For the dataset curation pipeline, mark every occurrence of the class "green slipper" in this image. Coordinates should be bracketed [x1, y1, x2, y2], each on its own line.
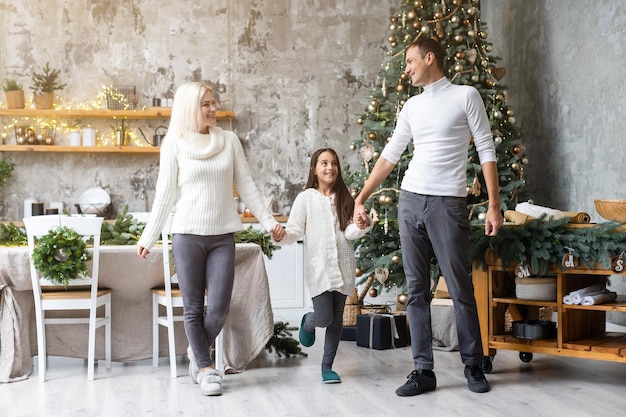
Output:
[322, 370, 341, 384]
[299, 313, 315, 347]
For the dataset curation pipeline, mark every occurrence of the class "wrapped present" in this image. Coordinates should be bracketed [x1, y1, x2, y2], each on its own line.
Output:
[356, 314, 407, 350]
[341, 325, 357, 341]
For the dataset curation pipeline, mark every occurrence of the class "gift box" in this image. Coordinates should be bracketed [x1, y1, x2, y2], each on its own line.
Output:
[356, 314, 407, 350]
[341, 325, 357, 341]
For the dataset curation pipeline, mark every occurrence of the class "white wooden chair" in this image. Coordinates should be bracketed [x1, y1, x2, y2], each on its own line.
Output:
[152, 213, 223, 377]
[24, 215, 111, 382]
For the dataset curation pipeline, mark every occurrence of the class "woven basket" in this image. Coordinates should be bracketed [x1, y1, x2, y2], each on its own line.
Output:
[342, 303, 361, 326]
[360, 304, 390, 315]
[515, 277, 557, 301]
[594, 199, 626, 222]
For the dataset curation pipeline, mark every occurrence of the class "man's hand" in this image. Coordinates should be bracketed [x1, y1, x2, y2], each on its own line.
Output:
[484, 207, 504, 236]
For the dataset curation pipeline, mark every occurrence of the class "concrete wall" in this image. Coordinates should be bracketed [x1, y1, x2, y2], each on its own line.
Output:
[482, 0, 626, 324]
[482, 0, 626, 221]
[0, 0, 392, 219]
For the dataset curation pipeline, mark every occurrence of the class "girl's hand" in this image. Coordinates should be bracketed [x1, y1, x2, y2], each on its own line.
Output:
[269, 223, 285, 242]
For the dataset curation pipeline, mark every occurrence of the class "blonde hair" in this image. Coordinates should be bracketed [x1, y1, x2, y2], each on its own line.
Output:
[167, 82, 214, 139]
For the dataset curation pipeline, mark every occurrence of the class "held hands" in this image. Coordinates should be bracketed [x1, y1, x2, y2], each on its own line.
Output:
[269, 223, 286, 242]
[353, 203, 371, 230]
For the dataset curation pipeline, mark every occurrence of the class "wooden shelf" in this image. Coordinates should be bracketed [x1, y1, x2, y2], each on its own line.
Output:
[0, 144, 159, 154]
[0, 108, 235, 120]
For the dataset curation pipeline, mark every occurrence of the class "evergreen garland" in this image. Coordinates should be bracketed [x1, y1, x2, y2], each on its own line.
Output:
[470, 216, 626, 275]
[265, 321, 307, 358]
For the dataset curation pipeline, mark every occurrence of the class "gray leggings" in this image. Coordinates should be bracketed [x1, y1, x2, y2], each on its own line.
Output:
[303, 290, 347, 372]
[172, 233, 235, 368]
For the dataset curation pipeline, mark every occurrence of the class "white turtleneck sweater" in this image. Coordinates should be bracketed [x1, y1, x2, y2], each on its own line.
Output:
[138, 126, 276, 250]
[381, 76, 496, 197]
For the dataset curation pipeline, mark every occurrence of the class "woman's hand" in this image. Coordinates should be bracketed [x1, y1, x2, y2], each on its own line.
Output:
[137, 245, 150, 259]
[269, 223, 285, 242]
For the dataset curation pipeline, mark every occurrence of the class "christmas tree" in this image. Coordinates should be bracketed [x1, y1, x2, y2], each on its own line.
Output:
[349, 0, 527, 293]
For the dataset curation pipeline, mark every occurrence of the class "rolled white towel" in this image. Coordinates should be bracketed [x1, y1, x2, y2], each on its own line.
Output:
[581, 290, 617, 306]
[562, 294, 574, 305]
[515, 202, 564, 220]
[570, 283, 606, 304]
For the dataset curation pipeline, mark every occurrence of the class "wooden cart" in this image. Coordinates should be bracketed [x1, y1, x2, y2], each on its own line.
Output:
[473, 259, 626, 372]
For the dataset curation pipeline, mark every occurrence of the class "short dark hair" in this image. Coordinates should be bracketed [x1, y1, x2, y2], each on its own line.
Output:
[409, 37, 444, 71]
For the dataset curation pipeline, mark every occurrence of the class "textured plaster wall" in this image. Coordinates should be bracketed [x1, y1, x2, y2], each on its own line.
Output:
[482, 0, 626, 221]
[482, 0, 626, 324]
[0, 0, 392, 219]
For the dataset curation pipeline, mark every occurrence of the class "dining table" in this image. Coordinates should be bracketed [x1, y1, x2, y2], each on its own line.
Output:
[0, 243, 275, 383]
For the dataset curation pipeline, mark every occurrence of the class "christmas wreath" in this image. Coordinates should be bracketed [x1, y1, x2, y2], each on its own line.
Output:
[32, 226, 91, 287]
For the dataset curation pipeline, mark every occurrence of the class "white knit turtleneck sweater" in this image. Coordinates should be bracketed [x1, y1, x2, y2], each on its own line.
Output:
[138, 126, 276, 250]
[381, 76, 496, 197]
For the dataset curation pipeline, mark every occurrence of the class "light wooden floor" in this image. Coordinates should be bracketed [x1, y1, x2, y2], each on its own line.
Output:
[2, 328, 625, 417]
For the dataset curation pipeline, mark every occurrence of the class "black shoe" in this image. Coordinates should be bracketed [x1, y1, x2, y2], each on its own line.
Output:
[395, 370, 437, 397]
[464, 365, 490, 393]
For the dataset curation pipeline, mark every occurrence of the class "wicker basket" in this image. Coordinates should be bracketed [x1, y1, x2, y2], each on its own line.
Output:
[515, 277, 557, 301]
[594, 199, 626, 222]
[360, 304, 390, 315]
[342, 303, 361, 326]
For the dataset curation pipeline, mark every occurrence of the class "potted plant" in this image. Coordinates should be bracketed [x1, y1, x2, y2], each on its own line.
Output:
[2, 79, 25, 109]
[30, 63, 66, 109]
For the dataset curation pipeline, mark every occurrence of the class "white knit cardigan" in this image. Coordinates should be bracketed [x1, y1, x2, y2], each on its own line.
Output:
[277, 189, 373, 298]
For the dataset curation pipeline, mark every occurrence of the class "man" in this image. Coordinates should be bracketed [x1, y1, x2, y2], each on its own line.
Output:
[353, 37, 503, 396]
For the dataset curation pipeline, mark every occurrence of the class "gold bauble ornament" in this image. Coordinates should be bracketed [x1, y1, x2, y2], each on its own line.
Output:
[368, 288, 378, 298]
[453, 63, 464, 72]
[396, 293, 409, 309]
[413, 21, 421, 30]
[407, 10, 416, 20]
[384, 195, 393, 204]
[451, 15, 460, 24]
[396, 84, 405, 92]
[434, 11, 443, 19]
[391, 255, 401, 264]
[414, 1, 422, 7]
[379, 195, 387, 205]
[356, 267, 362, 277]
[391, 42, 398, 49]
[351, 189, 358, 198]
[507, 109, 515, 117]
[389, 24, 396, 31]
[485, 44, 493, 52]
[391, 16, 397, 23]
[454, 34, 463, 43]
[420, 25, 430, 34]
[357, 117, 363, 124]
[400, 72, 408, 80]
[404, 34, 413, 43]
[467, 30, 476, 38]
[455, 51, 465, 60]
[508, 116, 516, 124]
[452, 0, 462, 6]
[388, 35, 397, 44]
[368, 132, 377, 140]
[471, 74, 480, 82]
[480, 31, 488, 39]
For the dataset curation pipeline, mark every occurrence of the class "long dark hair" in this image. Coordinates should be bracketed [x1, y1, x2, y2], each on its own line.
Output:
[305, 148, 354, 231]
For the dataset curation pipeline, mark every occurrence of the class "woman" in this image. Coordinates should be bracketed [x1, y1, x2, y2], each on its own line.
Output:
[137, 82, 284, 396]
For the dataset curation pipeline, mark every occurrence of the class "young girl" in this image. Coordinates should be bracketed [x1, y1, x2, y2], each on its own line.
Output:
[275, 148, 372, 383]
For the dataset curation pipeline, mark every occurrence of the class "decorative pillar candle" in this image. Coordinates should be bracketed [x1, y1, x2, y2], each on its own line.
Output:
[69, 131, 81, 146]
[45, 208, 59, 215]
[82, 127, 96, 146]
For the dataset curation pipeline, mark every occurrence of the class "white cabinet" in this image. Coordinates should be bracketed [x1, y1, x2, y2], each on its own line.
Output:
[246, 220, 309, 323]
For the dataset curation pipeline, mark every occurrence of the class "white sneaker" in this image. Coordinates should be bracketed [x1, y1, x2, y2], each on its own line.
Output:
[198, 369, 223, 396]
[187, 346, 199, 384]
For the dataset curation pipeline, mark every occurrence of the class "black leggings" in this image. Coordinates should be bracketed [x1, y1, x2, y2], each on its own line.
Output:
[303, 290, 347, 372]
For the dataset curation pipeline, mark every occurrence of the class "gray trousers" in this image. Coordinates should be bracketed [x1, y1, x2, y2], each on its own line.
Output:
[398, 191, 483, 370]
[304, 290, 347, 372]
[172, 233, 235, 368]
